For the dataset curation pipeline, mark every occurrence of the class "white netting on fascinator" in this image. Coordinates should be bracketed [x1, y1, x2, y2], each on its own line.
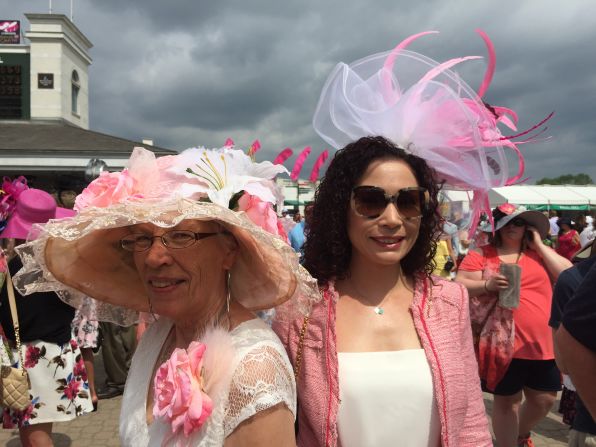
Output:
[313, 30, 551, 233]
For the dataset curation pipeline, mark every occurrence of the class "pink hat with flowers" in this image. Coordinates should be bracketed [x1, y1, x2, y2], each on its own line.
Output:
[12, 144, 319, 326]
[0, 188, 75, 240]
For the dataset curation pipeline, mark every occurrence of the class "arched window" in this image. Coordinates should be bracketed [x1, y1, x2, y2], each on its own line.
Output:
[71, 70, 80, 114]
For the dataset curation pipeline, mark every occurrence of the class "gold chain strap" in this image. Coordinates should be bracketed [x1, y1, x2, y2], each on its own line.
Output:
[5, 268, 27, 375]
[293, 315, 310, 382]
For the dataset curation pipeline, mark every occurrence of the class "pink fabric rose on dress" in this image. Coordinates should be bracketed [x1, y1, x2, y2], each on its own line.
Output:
[237, 192, 287, 241]
[74, 170, 137, 211]
[153, 341, 213, 438]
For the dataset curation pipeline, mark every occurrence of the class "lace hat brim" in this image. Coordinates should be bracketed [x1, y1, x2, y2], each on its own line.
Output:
[13, 198, 318, 326]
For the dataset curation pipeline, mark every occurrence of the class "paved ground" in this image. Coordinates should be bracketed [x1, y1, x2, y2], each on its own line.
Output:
[0, 394, 572, 446]
[0, 350, 573, 445]
[484, 393, 571, 447]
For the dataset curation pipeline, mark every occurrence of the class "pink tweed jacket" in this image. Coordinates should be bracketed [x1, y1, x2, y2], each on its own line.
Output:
[273, 274, 492, 447]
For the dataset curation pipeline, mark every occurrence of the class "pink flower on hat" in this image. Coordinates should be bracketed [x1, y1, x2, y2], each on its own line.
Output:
[497, 203, 517, 215]
[153, 342, 213, 438]
[74, 170, 137, 211]
[237, 192, 288, 241]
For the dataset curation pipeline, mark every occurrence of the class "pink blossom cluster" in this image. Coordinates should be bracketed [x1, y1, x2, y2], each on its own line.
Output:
[153, 341, 213, 438]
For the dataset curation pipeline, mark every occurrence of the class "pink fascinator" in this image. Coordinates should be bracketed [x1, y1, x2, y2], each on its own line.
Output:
[313, 30, 551, 234]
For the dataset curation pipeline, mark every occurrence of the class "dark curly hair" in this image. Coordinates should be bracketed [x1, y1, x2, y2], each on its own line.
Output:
[303, 136, 442, 286]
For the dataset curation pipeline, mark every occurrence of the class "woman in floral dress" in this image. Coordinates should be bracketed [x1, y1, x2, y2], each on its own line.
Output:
[0, 188, 93, 447]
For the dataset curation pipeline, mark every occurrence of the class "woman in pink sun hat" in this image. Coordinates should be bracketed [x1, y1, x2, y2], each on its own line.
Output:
[0, 186, 93, 447]
[0, 188, 75, 240]
[11, 146, 320, 446]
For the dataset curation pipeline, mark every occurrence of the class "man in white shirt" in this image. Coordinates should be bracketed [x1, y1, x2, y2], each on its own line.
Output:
[549, 210, 560, 237]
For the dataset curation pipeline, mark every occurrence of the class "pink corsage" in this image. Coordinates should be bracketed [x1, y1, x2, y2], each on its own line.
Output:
[153, 342, 213, 439]
[497, 203, 517, 215]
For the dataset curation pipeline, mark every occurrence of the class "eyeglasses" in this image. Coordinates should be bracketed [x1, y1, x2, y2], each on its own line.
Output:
[120, 230, 219, 252]
[351, 186, 429, 219]
[506, 218, 527, 227]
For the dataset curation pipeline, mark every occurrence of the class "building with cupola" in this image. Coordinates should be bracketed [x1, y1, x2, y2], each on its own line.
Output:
[0, 13, 175, 197]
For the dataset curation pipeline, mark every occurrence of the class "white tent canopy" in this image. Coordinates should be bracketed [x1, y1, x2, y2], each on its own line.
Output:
[490, 185, 596, 210]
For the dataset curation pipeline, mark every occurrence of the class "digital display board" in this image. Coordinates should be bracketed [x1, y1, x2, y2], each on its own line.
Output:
[0, 20, 20, 44]
[0, 65, 23, 118]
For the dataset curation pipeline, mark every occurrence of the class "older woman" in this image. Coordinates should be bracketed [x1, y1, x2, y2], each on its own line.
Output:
[456, 204, 572, 447]
[14, 146, 319, 446]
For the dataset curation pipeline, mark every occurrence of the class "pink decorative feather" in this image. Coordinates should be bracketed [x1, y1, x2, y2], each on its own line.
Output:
[382, 31, 439, 102]
[200, 326, 236, 399]
[475, 29, 496, 99]
[500, 111, 555, 142]
[290, 146, 311, 181]
[247, 139, 261, 157]
[273, 148, 293, 165]
[309, 150, 329, 182]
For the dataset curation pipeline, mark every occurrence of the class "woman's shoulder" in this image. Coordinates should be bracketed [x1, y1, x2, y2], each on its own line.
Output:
[224, 319, 297, 435]
[230, 318, 288, 355]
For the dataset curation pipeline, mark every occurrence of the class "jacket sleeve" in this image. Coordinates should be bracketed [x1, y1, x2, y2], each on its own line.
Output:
[456, 283, 493, 446]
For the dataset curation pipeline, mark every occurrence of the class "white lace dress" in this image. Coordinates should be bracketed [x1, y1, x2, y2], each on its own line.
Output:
[120, 317, 296, 446]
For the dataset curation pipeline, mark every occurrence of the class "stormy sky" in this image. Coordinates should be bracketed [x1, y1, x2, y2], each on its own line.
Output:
[3, 0, 596, 183]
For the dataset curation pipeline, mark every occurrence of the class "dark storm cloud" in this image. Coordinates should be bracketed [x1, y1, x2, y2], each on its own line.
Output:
[2, 0, 596, 181]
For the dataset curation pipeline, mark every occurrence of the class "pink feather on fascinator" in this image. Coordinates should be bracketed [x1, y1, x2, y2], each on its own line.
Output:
[309, 150, 329, 182]
[290, 146, 312, 181]
[247, 139, 261, 157]
[273, 148, 294, 165]
[313, 30, 552, 235]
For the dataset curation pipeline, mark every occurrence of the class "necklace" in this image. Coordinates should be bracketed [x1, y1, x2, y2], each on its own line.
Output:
[349, 281, 394, 316]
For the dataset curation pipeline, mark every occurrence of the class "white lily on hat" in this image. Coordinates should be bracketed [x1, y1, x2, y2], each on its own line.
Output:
[169, 147, 288, 209]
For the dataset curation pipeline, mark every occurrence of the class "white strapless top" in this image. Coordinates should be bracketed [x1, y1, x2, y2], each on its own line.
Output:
[337, 349, 441, 447]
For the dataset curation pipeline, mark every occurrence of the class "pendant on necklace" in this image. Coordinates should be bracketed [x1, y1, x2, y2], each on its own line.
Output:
[374, 306, 384, 315]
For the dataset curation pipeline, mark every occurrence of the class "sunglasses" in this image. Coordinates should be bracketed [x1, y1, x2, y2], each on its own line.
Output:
[351, 186, 429, 219]
[506, 218, 527, 227]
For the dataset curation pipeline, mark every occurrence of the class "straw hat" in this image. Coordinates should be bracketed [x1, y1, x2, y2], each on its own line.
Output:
[13, 146, 319, 325]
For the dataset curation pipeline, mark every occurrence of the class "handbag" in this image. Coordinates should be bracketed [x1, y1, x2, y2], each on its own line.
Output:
[0, 267, 32, 411]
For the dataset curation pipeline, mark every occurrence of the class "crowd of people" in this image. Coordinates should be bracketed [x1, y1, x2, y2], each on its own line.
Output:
[1, 29, 595, 447]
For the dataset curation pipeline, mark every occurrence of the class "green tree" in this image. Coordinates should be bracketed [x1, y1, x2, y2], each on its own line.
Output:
[536, 173, 593, 185]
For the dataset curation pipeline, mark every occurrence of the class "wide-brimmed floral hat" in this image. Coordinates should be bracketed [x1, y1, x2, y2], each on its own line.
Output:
[480, 203, 550, 239]
[13, 145, 319, 325]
